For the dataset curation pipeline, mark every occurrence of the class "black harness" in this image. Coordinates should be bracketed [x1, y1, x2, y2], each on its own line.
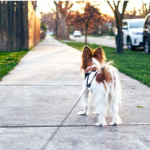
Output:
[85, 70, 96, 87]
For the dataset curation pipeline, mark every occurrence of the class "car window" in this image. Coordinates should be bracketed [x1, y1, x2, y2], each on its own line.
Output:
[129, 20, 144, 28]
[122, 22, 127, 27]
[122, 21, 128, 29]
[122, 22, 127, 26]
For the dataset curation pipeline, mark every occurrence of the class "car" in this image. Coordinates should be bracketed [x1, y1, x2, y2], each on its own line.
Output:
[73, 30, 81, 37]
[115, 18, 145, 50]
[143, 13, 150, 53]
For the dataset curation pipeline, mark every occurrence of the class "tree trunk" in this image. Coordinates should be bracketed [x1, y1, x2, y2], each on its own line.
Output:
[85, 24, 88, 45]
[107, 1, 128, 54]
[57, 13, 70, 40]
[116, 19, 123, 54]
[54, 1, 58, 36]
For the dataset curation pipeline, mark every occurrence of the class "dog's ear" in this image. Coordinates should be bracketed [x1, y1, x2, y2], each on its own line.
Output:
[94, 46, 106, 63]
[81, 45, 93, 71]
[82, 45, 92, 54]
[94, 46, 103, 54]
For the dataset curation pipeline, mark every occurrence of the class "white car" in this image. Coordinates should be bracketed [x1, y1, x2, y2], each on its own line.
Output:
[115, 18, 145, 50]
[73, 30, 81, 37]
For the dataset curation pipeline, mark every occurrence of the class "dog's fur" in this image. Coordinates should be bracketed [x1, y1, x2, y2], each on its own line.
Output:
[78, 46, 122, 126]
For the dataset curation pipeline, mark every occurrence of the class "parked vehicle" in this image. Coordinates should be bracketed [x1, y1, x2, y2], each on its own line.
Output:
[73, 30, 82, 37]
[115, 18, 145, 50]
[143, 13, 150, 53]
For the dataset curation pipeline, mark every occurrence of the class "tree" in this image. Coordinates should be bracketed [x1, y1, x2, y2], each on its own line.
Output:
[124, 6, 137, 19]
[41, 12, 56, 32]
[41, 23, 47, 31]
[54, 1, 73, 40]
[138, 2, 150, 18]
[107, 1, 128, 54]
[67, 2, 104, 44]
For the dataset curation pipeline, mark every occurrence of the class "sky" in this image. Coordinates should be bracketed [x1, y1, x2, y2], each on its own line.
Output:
[36, 0, 149, 18]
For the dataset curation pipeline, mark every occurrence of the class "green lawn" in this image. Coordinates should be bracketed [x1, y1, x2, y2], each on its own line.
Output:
[0, 50, 28, 80]
[50, 35, 56, 38]
[62, 41, 150, 87]
[87, 35, 102, 37]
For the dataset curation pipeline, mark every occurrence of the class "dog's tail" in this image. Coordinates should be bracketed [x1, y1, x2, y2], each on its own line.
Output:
[104, 61, 122, 106]
[96, 61, 113, 89]
[96, 61, 122, 105]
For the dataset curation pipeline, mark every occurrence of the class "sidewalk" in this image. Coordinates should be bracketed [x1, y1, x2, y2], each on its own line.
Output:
[0, 36, 150, 150]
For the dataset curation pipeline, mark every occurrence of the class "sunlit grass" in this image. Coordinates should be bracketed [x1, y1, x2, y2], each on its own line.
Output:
[50, 35, 56, 38]
[62, 41, 150, 87]
[0, 50, 28, 80]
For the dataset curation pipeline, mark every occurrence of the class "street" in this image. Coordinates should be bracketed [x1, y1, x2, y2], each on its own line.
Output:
[70, 35, 116, 48]
[70, 35, 145, 51]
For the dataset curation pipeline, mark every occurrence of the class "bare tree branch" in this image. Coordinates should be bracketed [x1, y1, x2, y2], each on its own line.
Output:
[64, 1, 69, 11]
[107, 1, 114, 13]
[117, 1, 120, 7]
[64, 1, 73, 10]
[122, 1, 129, 19]
[54, 1, 58, 7]
[113, 1, 121, 20]
[113, 1, 117, 10]
[48, 3, 56, 13]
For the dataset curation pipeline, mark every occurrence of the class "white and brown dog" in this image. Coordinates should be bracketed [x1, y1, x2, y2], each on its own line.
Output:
[78, 46, 122, 126]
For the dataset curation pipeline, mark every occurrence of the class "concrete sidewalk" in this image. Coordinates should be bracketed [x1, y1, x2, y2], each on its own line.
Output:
[0, 36, 150, 150]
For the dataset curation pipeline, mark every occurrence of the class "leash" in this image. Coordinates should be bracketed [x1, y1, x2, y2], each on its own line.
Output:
[85, 70, 96, 87]
[41, 71, 98, 150]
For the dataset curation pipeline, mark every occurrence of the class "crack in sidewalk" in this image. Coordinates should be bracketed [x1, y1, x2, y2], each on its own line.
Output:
[0, 123, 150, 128]
[0, 85, 81, 87]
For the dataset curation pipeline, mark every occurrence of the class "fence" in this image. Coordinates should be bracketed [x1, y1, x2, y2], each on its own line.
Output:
[0, 1, 40, 52]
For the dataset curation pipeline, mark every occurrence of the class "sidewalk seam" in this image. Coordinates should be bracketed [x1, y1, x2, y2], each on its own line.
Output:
[0, 124, 150, 128]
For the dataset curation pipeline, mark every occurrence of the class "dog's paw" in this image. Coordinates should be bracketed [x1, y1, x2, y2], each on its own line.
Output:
[109, 121, 123, 126]
[95, 122, 107, 127]
[109, 116, 123, 126]
[77, 111, 88, 116]
[95, 123, 102, 127]
[92, 111, 98, 115]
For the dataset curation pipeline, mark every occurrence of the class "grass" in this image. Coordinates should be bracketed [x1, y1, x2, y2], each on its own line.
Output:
[62, 41, 150, 87]
[88, 35, 102, 37]
[0, 50, 28, 80]
[50, 35, 56, 38]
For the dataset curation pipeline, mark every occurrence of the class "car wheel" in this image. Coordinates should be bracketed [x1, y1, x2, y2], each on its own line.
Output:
[127, 37, 134, 50]
[144, 38, 149, 53]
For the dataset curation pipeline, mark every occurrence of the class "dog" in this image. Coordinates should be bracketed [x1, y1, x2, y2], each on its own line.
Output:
[78, 45, 123, 126]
